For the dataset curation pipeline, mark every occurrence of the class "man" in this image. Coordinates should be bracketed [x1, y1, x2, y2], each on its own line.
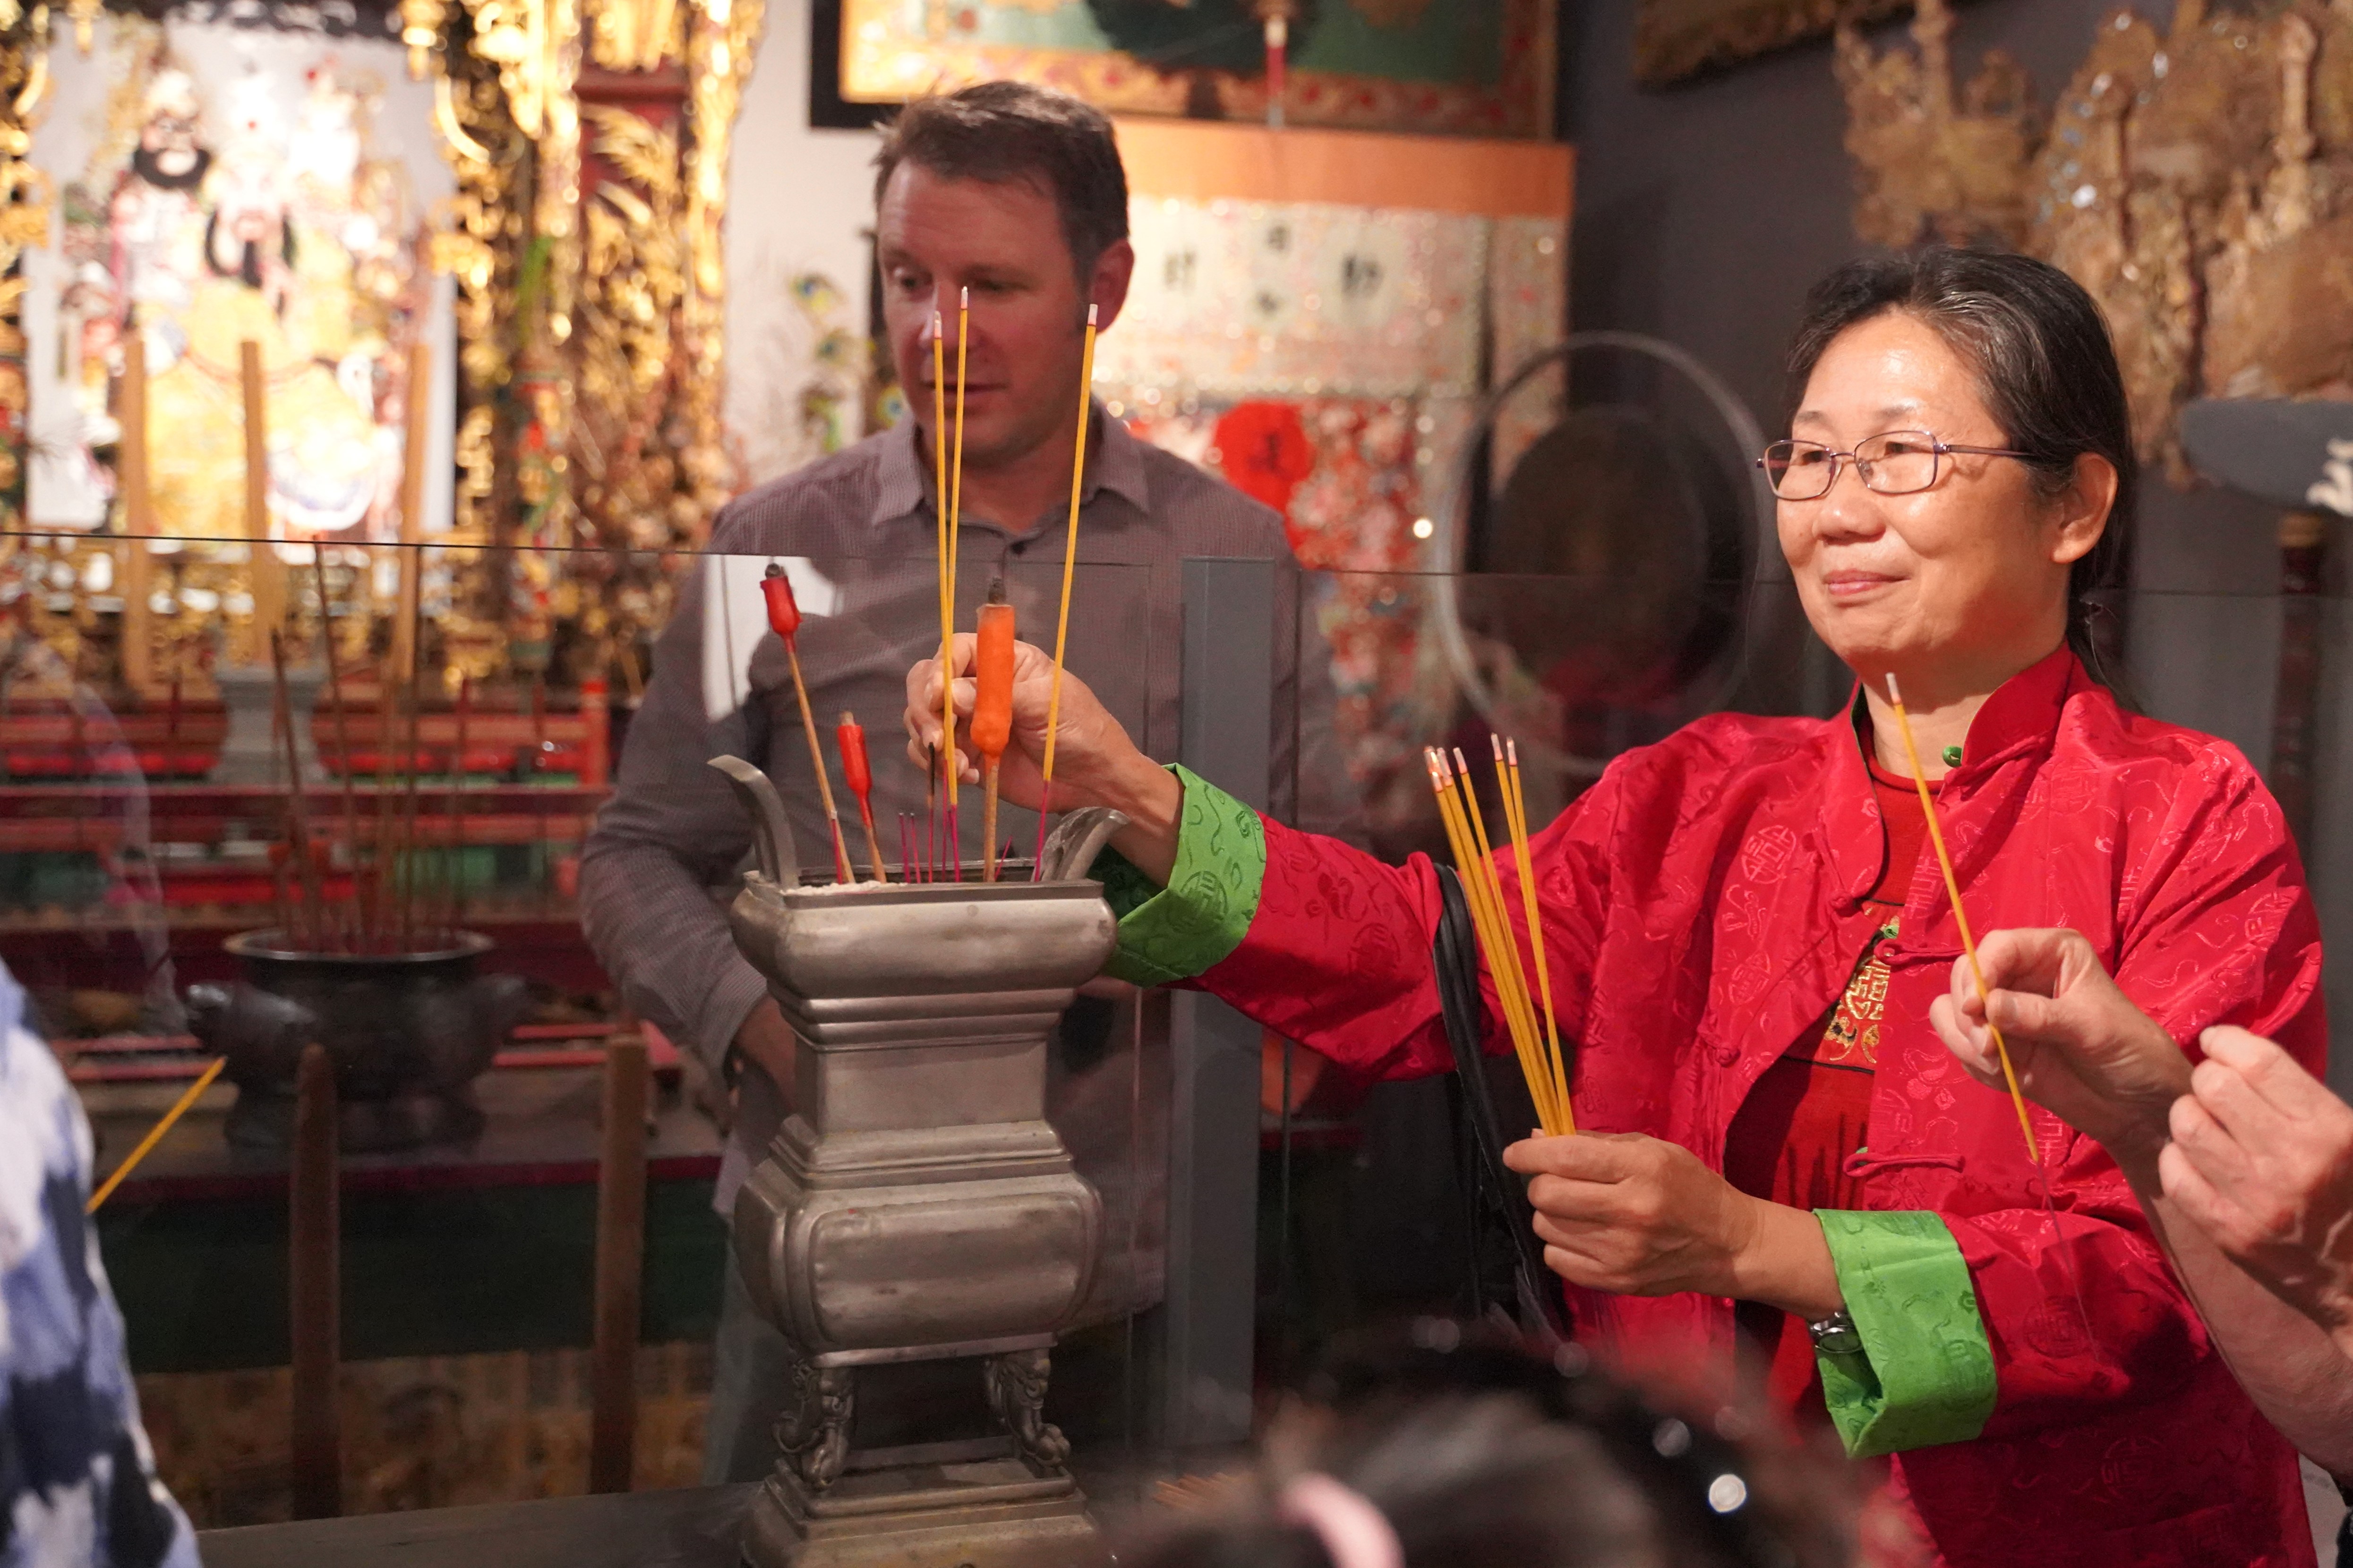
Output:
[1927, 927, 2353, 1478]
[579, 81, 1346, 1482]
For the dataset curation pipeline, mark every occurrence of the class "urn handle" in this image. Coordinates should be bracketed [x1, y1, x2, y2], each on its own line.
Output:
[709, 755, 801, 887]
[1038, 807, 1130, 884]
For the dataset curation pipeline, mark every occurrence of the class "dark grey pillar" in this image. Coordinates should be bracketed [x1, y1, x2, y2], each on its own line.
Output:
[1158, 557, 1275, 1449]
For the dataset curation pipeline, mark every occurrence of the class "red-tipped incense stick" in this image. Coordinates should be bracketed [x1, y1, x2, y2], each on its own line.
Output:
[836, 712, 887, 882]
[762, 563, 854, 882]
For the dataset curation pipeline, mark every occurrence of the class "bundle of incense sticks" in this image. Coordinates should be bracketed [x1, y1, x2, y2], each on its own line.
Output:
[1427, 741, 1574, 1136]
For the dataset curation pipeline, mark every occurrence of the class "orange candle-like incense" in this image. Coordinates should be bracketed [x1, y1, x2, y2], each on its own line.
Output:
[1884, 673, 2040, 1161]
[973, 581, 1016, 882]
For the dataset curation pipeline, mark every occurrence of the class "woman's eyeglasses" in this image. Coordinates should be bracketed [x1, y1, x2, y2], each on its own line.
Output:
[1758, 430, 2035, 500]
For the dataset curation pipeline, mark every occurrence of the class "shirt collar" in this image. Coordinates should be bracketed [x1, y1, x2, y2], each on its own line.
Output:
[869, 402, 1152, 530]
[1822, 644, 2086, 912]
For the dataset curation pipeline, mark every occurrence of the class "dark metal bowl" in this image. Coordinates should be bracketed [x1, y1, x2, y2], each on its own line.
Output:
[188, 929, 531, 1152]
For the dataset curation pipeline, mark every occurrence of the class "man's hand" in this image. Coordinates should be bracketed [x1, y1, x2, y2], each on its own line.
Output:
[904, 637, 1181, 883]
[1926, 927, 2188, 1168]
[1503, 1132, 1840, 1318]
[2162, 1026, 2353, 1340]
[733, 999, 796, 1101]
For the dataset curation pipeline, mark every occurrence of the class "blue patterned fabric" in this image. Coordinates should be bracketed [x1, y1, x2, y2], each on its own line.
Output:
[0, 963, 197, 1568]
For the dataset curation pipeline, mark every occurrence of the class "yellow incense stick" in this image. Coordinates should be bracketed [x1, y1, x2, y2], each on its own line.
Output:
[88, 1056, 227, 1212]
[942, 291, 968, 809]
[1884, 673, 2040, 1161]
[1432, 747, 1559, 1134]
[1499, 738, 1573, 1133]
[1038, 304, 1100, 792]
[1453, 747, 1551, 1108]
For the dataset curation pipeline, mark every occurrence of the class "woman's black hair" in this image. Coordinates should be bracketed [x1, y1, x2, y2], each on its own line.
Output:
[1783, 247, 2136, 690]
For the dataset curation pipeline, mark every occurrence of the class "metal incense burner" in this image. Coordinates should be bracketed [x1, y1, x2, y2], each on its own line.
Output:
[711, 757, 1126, 1568]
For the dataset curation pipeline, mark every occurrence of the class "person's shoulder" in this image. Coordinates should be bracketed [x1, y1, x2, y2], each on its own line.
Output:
[2062, 683, 2269, 801]
[1583, 710, 1836, 815]
[1627, 710, 1834, 777]
[1131, 440, 1289, 551]
[708, 432, 898, 553]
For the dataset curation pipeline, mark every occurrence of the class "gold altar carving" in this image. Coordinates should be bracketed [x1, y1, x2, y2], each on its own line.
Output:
[0, 0, 754, 696]
[395, 0, 753, 687]
[0, 4, 51, 531]
[1636, 0, 1935, 88]
[1839, 0, 2353, 480]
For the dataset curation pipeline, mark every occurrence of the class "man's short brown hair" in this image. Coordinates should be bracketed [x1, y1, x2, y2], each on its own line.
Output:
[873, 82, 1129, 278]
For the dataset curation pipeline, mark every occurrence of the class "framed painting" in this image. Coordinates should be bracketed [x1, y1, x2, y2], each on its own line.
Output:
[1635, 0, 1925, 87]
[837, 0, 1555, 139]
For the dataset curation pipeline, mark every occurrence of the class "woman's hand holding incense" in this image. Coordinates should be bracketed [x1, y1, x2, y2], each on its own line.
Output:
[2164, 1026, 2353, 1345]
[1504, 1132, 1843, 1319]
[1926, 927, 2187, 1178]
[905, 637, 1180, 882]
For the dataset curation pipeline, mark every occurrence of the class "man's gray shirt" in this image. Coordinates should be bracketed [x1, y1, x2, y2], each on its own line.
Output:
[578, 409, 1350, 1276]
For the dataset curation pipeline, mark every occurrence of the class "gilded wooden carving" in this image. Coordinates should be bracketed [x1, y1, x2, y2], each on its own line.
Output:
[1637, 0, 1936, 88]
[1840, 0, 2353, 480]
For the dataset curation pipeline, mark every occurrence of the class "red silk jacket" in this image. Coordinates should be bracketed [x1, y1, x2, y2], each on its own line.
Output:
[1187, 649, 2325, 1567]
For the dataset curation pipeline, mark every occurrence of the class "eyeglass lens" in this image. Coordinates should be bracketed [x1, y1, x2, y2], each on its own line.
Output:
[1763, 431, 1941, 499]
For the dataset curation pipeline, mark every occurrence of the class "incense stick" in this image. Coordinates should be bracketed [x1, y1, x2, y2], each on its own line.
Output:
[1497, 738, 1573, 1133]
[270, 631, 327, 950]
[1451, 746, 1557, 1129]
[1426, 747, 1562, 1135]
[1883, 673, 2040, 1161]
[312, 551, 362, 950]
[86, 1056, 227, 1212]
[932, 311, 955, 884]
[1034, 303, 1100, 877]
[943, 289, 970, 880]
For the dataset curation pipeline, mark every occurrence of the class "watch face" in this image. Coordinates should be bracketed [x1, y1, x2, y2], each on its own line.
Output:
[1810, 1313, 1863, 1357]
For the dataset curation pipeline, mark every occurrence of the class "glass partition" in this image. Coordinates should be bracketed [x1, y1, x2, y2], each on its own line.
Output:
[0, 531, 1161, 1521]
[17, 533, 2349, 1530]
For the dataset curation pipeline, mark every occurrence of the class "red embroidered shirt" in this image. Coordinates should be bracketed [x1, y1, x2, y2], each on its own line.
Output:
[1105, 648, 2327, 1568]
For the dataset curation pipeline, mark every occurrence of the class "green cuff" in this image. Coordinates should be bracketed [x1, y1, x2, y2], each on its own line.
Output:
[1088, 765, 1266, 987]
[1814, 1210, 1996, 1458]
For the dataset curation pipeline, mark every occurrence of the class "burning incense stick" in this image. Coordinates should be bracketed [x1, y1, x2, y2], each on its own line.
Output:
[86, 1055, 227, 1213]
[1497, 738, 1573, 1133]
[1034, 303, 1100, 877]
[837, 712, 887, 881]
[760, 564, 853, 882]
[447, 676, 471, 935]
[269, 630, 327, 949]
[973, 580, 1016, 882]
[312, 551, 362, 949]
[1883, 673, 2040, 1161]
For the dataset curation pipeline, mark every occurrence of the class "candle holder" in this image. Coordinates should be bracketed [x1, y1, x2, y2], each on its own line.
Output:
[714, 757, 1122, 1568]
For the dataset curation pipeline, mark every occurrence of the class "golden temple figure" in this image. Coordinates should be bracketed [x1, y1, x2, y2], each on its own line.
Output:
[1840, 0, 2353, 477]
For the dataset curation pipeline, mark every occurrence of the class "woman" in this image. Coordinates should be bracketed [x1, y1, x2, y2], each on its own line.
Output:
[906, 249, 2324, 1565]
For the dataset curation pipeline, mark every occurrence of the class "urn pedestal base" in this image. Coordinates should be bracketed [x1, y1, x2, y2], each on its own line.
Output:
[743, 1456, 1109, 1568]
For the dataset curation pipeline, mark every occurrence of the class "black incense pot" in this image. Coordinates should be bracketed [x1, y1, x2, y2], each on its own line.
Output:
[188, 930, 531, 1153]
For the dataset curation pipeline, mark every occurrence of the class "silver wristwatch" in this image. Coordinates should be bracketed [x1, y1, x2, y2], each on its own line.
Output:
[1808, 1310, 1864, 1358]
